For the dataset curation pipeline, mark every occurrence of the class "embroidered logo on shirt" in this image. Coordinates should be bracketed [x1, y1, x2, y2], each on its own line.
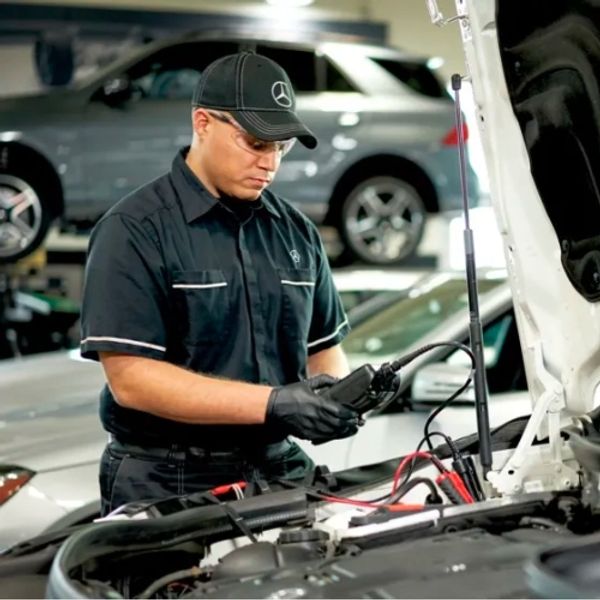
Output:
[290, 249, 301, 265]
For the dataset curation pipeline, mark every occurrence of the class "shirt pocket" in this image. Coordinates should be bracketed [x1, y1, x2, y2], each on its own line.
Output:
[277, 267, 316, 342]
[171, 270, 232, 346]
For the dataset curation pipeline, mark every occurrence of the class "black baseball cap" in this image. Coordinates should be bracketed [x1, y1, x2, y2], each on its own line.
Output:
[192, 52, 317, 149]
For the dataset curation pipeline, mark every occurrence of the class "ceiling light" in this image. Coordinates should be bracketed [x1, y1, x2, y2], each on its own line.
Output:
[427, 56, 445, 70]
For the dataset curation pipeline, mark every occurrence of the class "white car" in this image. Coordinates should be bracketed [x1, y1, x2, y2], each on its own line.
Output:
[0, 270, 529, 550]
[332, 267, 426, 314]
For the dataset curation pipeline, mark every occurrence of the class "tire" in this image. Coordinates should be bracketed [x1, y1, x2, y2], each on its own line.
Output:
[34, 35, 75, 87]
[338, 175, 427, 265]
[0, 172, 52, 264]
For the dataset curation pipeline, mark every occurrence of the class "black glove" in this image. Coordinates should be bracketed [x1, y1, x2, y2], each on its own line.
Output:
[266, 374, 360, 443]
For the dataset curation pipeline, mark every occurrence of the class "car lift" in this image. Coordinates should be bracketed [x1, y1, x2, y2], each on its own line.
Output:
[0, 248, 78, 358]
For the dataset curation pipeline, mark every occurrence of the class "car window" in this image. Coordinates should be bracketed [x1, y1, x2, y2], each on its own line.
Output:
[371, 58, 448, 99]
[325, 59, 358, 92]
[133, 68, 200, 100]
[343, 278, 504, 361]
[340, 290, 400, 315]
[255, 46, 317, 92]
[123, 42, 239, 101]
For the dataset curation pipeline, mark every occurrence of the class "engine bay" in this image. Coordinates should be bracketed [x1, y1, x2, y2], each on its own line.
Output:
[44, 488, 600, 599]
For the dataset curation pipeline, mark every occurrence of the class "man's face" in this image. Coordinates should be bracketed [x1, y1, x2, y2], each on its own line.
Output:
[194, 110, 294, 200]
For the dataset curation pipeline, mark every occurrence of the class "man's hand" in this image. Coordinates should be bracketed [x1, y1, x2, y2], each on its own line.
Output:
[266, 375, 360, 443]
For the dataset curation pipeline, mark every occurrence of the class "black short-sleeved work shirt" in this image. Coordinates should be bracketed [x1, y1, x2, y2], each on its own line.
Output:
[80, 147, 349, 446]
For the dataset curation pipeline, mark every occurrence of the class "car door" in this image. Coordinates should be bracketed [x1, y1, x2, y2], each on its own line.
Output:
[255, 44, 363, 220]
[81, 41, 239, 217]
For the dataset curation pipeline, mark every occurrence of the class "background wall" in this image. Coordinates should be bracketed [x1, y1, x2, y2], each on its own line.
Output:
[367, 0, 466, 83]
[1, 44, 38, 94]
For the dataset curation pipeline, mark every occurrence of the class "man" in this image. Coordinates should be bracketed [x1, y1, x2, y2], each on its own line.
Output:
[80, 51, 361, 516]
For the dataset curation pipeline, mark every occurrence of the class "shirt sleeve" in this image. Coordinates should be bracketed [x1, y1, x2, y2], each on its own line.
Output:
[80, 213, 169, 362]
[306, 233, 350, 355]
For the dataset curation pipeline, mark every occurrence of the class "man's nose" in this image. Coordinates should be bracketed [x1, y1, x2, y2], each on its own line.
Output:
[257, 149, 281, 171]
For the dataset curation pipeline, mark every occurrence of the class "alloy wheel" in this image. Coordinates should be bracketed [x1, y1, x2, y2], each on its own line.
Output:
[0, 174, 44, 261]
[342, 176, 426, 264]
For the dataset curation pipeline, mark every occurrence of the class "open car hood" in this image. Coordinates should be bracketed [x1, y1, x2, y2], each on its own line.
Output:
[457, 0, 600, 418]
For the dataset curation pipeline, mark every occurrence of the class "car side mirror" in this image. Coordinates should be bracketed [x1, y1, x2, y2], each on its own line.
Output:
[411, 362, 474, 403]
[100, 77, 134, 107]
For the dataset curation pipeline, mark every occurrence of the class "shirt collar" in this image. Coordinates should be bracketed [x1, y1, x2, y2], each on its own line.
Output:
[172, 147, 282, 223]
[260, 191, 282, 219]
[172, 147, 219, 224]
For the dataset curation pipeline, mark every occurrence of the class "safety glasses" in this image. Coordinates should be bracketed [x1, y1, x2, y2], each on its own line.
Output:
[207, 110, 296, 157]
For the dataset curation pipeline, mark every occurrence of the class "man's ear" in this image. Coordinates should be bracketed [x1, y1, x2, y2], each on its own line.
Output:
[192, 108, 210, 138]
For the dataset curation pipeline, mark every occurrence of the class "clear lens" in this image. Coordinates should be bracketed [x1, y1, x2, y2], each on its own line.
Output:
[232, 132, 296, 157]
[208, 111, 296, 157]
[0, 466, 35, 505]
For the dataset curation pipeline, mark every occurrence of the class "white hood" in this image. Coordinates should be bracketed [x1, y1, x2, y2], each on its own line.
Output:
[457, 0, 600, 417]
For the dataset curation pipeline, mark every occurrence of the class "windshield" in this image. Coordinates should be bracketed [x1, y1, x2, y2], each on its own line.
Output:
[371, 57, 449, 99]
[343, 277, 504, 361]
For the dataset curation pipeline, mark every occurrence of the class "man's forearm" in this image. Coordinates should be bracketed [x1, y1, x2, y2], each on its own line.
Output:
[307, 344, 350, 379]
[100, 353, 270, 425]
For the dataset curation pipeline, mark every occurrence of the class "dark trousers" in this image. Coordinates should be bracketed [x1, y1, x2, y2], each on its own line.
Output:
[99, 436, 314, 516]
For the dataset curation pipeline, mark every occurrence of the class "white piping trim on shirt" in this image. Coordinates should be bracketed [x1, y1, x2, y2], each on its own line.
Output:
[81, 336, 166, 352]
[281, 280, 315, 287]
[172, 282, 228, 289]
[307, 319, 349, 349]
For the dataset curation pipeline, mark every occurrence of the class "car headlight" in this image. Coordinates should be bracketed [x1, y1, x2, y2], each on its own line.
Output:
[0, 466, 35, 505]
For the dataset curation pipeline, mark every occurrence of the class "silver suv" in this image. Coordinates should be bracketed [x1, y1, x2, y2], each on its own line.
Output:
[0, 33, 479, 265]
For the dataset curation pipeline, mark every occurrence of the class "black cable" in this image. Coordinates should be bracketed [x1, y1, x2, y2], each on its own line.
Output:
[395, 436, 430, 494]
[396, 367, 479, 501]
[380, 344, 473, 492]
[386, 476, 440, 505]
[356, 487, 396, 504]
[276, 478, 397, 506]
[374, 341, 475, 415]
[392, 341, 475, 453]
[276, 478, 345, 502]
[390, 341, 475, 372]
[373, 433, 458, 504]
[423, 370, 474, 451]
[422, 430, 457, 452]
[394, 430, 460, 497]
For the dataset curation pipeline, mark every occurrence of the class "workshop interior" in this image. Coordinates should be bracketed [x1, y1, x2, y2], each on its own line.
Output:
[3, 1, 600, 598]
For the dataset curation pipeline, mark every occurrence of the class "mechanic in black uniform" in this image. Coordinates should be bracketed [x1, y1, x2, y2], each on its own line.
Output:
[80, 52, 361, 516]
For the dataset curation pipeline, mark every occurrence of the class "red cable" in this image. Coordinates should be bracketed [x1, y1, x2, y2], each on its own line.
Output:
[319, 450, 448, 512]
[448, 472, 475, 503]
[210, 481, 247, 496]
[209, 476, 429, 513]
[391, 451, 446, 493]
[321, 494, 423, 512]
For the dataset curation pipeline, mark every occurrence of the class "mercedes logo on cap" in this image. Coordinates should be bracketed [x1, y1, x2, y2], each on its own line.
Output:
[271, 81, 292, 108]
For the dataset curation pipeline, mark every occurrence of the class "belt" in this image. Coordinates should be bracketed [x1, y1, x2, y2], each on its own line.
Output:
[108, 433, 291, 462]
